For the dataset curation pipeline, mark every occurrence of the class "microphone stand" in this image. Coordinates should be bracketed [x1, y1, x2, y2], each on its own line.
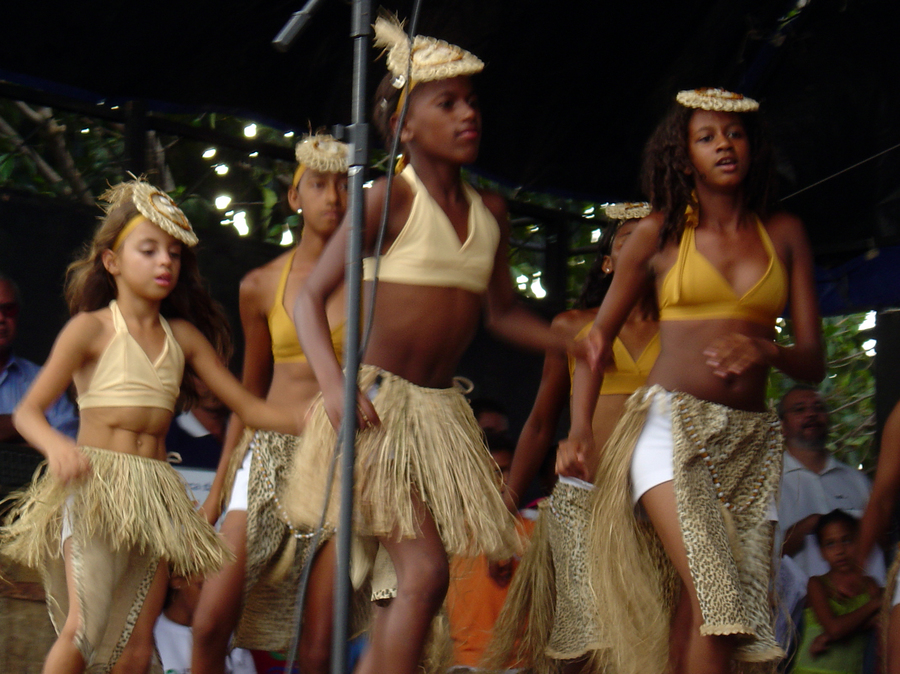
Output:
[331, 1, 370, 673]
[272, 2, 370, 672]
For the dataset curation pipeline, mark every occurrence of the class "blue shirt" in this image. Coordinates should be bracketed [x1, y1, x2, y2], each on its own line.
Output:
[0, 354, 79, 439]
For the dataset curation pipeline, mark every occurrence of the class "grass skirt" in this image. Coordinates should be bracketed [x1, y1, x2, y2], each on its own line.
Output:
[587, 386, 784, 674]
[486, 480, 600, 673]
[1, 446, 229, 670]
[279, 365, 520, 560]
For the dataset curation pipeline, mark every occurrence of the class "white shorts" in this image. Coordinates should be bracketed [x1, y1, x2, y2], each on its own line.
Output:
[60, 495, 75, 555]
[629, 390, 778, 520]
[225, 448, 253, 514]
[630, 391, 675, 504]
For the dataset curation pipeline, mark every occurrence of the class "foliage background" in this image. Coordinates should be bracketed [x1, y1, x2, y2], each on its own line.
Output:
[0, 98, 883, 471]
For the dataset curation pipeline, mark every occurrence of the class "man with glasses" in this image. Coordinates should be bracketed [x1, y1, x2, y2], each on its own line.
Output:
[0, 273, 78, 442]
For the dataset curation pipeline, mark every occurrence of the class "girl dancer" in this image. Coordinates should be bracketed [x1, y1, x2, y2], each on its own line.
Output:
[580, 88, 823, 674]
[281, 16, 570, 674]
[491, 203, 659, 674]
[191, 134, 349, 674]
[2, 179, 295, 674]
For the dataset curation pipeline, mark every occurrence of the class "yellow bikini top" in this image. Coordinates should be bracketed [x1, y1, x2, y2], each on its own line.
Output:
[658, 218, 788, 326]
[362, 165, 501, 294]
[78, 300, 184, 412]
[568, 322, 660, 396]
[268, 248, 344, 363]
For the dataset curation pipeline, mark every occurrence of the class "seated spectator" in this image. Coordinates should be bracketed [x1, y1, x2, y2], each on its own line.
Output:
[0, 273, 78, 442]
[154, 576, 256, 674]
[778, 385, 885, 583]
[445, 433, 533, 673]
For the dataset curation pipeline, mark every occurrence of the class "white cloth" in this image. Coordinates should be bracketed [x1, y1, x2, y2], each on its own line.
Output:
[630, 390, 778, 520]
[778, 451, 885, 583]
[224, 448, 253, 514]
[153, 613, 256, 674]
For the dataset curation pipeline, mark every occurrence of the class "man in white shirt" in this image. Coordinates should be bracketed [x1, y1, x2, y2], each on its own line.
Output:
[777, 385, 885, 583]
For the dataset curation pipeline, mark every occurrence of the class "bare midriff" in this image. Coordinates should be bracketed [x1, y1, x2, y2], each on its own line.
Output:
[650, 318, 776, 412]
[360, 282, 482, 389]
[77, 407, 174, 459]
[267, 360, 323, 433]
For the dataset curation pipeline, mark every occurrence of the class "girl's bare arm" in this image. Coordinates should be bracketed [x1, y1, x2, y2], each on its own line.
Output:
[504, 315, 573, 509]
[857, 400, 900, 564]
[201, 272, 274, 522]
[172, 321, 296, 436]
[13, 313, 99, 482]
[806, 575, 880, 641]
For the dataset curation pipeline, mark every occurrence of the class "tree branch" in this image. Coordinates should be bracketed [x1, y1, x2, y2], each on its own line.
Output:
[0, 113, 69, 189]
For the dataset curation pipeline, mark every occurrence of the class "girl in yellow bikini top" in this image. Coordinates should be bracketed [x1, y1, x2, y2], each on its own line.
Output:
[268, 248, 344, 363]
[657, 217, 788, 326]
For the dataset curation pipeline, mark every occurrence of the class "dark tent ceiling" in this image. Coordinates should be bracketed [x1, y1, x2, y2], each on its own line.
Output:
[1, 0, 899, 258]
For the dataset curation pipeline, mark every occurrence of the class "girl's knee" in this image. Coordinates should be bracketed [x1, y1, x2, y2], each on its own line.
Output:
[400, 555, 449, 607]
[114, 638, 155, 673]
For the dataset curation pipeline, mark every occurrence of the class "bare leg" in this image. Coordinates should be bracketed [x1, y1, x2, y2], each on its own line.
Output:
[297, 538, 337, 674]
[41, 539, 86, 674]
[641, 482, 735, 674]
[191, 510, 248, 674]
[354, 495, 449, 674]
[110, 560, 168, 674]
[888, 604, 900, 674]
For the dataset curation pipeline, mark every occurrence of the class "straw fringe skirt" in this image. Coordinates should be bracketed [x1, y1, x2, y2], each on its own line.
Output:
[279, 365, 520, 560]
[486, 480, 600, 674]
[587, 386, 785, 674]
[0, 446, 229, 671]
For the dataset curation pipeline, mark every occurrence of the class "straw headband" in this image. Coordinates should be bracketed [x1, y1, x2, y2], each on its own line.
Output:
[603, 202, 651, 222]
[373, 15, 484, 113]
[104, 178, 197, 249]
[292, 133, 350, 187]
[676, 88, 759, 113]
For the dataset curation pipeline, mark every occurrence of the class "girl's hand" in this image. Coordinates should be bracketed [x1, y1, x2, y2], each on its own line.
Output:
[322, 386, 380, 433]
[48, 444, 90, 485]
[809, 633, 830, 656]
[556, 428, 593, 481]
[198, 494, 222, 526]
[703, 333, 775, 379]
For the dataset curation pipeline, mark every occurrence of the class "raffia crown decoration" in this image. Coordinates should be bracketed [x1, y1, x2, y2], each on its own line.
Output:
[373, 15, 484, 89]
[676, 88, 759, 113]
[101, 178, 198, 246]
[603, 201, 651, 222]
[294, 133, 349, 174]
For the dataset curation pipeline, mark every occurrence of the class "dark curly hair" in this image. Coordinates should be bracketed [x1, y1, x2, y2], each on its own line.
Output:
[373, 73, 404, 149]
[640, 102, 777, 249]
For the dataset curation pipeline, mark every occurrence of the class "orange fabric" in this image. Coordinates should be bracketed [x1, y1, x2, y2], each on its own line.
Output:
[445, 517, 536, 667]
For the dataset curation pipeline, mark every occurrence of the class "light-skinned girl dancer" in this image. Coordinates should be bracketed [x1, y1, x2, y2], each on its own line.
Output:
[2, 179, 296, 674]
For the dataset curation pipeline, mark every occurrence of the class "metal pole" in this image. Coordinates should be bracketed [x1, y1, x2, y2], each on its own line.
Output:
[331, 1, 370, 672]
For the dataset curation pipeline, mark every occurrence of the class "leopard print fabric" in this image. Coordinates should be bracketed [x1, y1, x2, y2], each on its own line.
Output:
[670, 391, 784, 664]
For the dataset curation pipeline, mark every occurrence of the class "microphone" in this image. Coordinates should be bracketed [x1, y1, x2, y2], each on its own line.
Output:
[273, 0, 329, 53]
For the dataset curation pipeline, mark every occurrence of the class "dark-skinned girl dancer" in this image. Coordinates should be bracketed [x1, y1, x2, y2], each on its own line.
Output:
[279, 16, 572, 674]
[577, 88, 823, 674]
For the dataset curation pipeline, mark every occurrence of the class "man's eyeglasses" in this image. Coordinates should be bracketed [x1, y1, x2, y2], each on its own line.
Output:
[0, 302, 19, 319]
